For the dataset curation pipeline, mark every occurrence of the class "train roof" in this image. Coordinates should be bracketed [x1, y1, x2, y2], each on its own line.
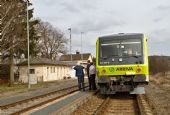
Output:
[98, 33, 144, 40]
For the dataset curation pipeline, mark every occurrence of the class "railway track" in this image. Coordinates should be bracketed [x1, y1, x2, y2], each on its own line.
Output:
[0, 85, 88, 115]
[71, 93, 153, 115]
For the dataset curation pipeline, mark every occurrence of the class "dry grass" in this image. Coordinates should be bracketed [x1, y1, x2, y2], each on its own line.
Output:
[0, 80, 60, 94]
[146, 72, 170, 115]
[150, 72, 170, 90]
[0, 83, 27, 93]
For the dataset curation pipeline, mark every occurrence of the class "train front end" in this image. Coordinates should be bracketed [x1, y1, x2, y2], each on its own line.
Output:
[96, 33, 149, 94]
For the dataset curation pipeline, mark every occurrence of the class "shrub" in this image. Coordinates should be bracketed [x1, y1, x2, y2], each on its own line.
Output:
[149, 56, 170, 75]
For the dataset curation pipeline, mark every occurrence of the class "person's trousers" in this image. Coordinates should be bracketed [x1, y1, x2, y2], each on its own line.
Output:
[77, 77, 85, 91]
[90, 74, 97, 90]
[88, 76, 92, 90]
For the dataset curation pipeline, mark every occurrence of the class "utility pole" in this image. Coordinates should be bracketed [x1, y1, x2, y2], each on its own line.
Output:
[81, 32, 84, 61]
[26, 0, 30, 89]
[68, 28, 72, 61]
[0, 3, 2, 62]
[0, 14, 2, 58]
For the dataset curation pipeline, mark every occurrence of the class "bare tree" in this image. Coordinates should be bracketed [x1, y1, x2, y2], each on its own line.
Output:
[37, 21, 68, 59]
[0, 0, 32, 85]
[1, 0, 27, 54]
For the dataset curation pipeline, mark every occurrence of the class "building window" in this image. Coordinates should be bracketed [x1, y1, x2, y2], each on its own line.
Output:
[53, 67, 55, 73]
[30, 69, 35, 74]
[50, 66, 55, 73]
[51, 67, 52, 73]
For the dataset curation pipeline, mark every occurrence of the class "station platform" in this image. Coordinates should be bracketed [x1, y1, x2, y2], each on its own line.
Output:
[30, 91, 91, 115]
[0, 79, 78, 107]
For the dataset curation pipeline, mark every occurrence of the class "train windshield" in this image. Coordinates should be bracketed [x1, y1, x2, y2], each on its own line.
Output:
[100, 38, 142, 58]
[121, 39, 142, 57]
[100, 40, 120, 58]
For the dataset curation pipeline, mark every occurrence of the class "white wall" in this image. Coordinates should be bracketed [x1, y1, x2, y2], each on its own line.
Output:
[43, 66, 57, 81]
[19, 66, 44, 83]
[88, 56, 93, 62]
[19, 66, 28, 83]
[19, 65, 73, 83]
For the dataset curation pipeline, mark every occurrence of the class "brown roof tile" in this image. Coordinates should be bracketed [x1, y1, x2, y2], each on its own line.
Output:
[59, 53, 92, 61]
[17, 58, 72, 66]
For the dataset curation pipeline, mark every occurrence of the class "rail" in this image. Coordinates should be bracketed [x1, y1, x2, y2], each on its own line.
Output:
[0, 84, 88, 115]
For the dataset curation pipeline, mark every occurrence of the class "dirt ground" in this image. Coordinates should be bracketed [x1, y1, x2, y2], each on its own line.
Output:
[145, 73, 170, 115]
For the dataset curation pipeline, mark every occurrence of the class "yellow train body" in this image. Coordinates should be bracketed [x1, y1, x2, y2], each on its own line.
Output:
[96, 65, 149, 79]
[96, 33, 149, 94]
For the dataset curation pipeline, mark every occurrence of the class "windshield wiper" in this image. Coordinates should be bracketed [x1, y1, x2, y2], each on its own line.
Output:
[102, 56, 108, 60]
[132, 55, 139, 58]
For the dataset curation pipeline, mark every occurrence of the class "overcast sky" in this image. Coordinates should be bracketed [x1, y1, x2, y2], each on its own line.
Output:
[32, 0, 170, 56]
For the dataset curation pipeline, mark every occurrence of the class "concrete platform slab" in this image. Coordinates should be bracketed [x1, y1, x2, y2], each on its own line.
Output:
[0, 79, 77, 106]
[30, 91, 89, 115]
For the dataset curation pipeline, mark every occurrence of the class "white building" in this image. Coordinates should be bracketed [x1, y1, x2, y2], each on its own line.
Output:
[59, 52, 93, 66]
[60, 53, 93, 77]
[17, 58, 73, 83]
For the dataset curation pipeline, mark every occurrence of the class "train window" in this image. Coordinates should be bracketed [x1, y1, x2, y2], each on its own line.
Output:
[99, 38, 142, 59]
[100, 41, 120, 58]
[121, 39, 142, 57]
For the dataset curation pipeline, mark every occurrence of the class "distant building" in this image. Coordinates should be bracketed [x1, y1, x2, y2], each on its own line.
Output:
[59, 52, 93, 66]
[17, 58, 73, 83]
[59, 52, 93, 77]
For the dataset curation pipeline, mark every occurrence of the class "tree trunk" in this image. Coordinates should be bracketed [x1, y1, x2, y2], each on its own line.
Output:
[9, 49, 14, 86]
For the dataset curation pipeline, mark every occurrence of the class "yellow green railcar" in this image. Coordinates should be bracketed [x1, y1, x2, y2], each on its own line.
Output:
[96, 33, 149, 94]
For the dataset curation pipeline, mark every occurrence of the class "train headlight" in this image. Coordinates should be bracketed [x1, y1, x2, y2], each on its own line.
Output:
[136, 67, 142, 73]
[102, 69, 106, 74]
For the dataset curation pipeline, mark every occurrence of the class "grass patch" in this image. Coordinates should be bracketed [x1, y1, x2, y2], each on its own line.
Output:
[150, 73, 170, 90]
[0, 83, 27, 93]
[0, 80, 60, 94]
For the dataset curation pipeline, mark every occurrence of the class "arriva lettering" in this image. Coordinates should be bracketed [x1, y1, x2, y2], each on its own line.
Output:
[116, 67, 133, 71]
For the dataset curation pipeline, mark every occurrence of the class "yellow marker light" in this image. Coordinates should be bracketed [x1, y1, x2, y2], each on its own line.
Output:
[136, 67, 142, 73]
[101, 69, 106, 75]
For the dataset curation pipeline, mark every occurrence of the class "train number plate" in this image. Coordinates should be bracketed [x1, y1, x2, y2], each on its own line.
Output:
[110, 77, 116, 81]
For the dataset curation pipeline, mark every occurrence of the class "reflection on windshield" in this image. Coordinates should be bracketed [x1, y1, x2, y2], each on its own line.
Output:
[121, 40, 142, 57]
[100, 39, 142, 58]
[100, 41, 120, 58]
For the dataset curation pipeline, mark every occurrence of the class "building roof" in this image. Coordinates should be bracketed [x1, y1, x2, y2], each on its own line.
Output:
[17, 58, 73, 66]
[59, 53, 92, 61]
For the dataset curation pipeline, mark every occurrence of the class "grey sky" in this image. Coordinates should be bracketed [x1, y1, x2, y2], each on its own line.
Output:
[32, 0, 170, 56]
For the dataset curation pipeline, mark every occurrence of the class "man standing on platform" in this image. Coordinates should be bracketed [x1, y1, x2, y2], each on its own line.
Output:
[73, 63, 85, 91]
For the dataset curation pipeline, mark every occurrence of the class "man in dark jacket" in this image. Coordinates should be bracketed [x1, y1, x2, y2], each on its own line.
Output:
[73, 63, 85, 91]
[86, 60, 92, 90]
